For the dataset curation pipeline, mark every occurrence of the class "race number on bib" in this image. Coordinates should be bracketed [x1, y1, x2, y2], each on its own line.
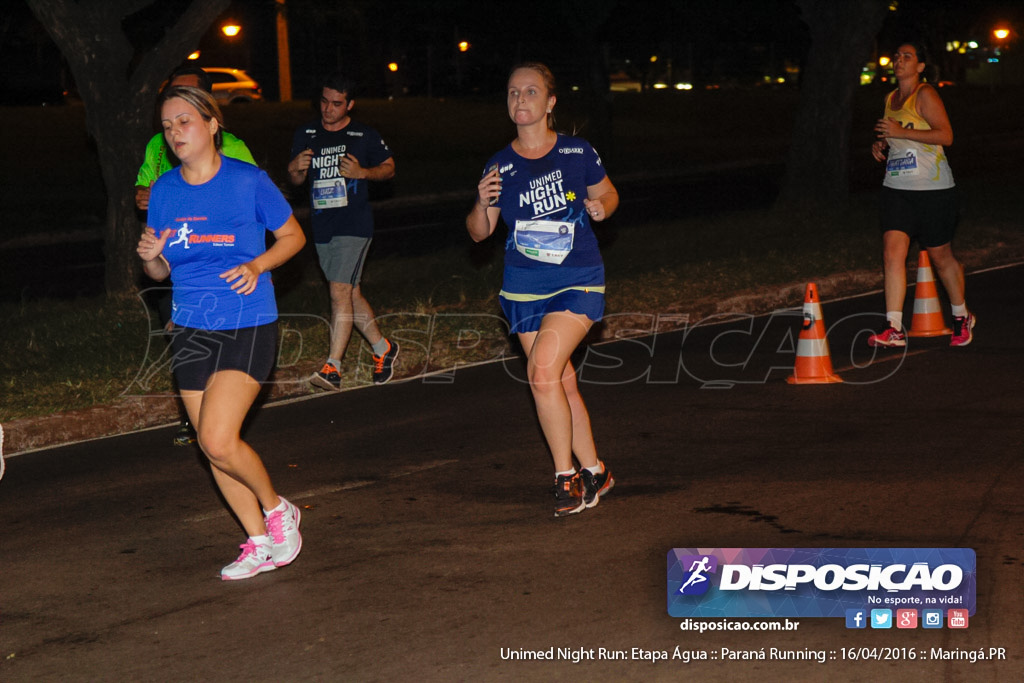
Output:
[313, 178, 349, 209]
[887, 150, 919, 178]
[514, 219, 575, 265]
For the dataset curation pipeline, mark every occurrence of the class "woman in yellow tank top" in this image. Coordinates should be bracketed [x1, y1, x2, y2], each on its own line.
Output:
[868, 41, 975, 348]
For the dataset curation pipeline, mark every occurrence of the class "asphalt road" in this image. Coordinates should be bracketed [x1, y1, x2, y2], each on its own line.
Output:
[1, 265, 1022, 681]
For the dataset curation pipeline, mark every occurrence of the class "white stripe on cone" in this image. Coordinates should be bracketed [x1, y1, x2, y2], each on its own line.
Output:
[796, 337, 832, 357]
[913, 296, 943, 314]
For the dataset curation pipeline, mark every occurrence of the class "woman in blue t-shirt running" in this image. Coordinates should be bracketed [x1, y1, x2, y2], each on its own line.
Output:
[137, 86, 307, 580]
[466, 63, 620, 518]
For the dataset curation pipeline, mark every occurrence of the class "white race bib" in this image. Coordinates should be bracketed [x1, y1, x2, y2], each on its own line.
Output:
[514, 219, 575, 264]
[313, 178, 349, 208]
[887, 150, 919, 177]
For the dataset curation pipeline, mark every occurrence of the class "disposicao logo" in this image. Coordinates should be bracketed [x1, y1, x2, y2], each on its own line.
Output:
[667, 548, 976, 619]
[676, 555, 718, 596]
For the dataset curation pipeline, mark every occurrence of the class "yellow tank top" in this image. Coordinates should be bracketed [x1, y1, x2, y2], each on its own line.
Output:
[882, 84, 954, 191]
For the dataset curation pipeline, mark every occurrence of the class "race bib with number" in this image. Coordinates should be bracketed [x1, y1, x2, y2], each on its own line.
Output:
[514, 219, 575, 265]
[887, 150, 919, 178]
[313, 178, 349, 209]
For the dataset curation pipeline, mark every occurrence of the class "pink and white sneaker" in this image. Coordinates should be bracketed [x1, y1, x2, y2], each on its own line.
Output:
[265, 497, 302, 567]
[868, 325, 907, 348]
[221, 538, 275, 581]
[950, 313, 976, 347]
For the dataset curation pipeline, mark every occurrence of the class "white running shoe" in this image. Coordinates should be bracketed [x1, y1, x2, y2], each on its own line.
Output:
[221, 538, 275, 581]
[265, 497, 302, 567]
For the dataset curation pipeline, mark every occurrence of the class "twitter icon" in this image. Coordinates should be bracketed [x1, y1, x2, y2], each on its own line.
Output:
[870, 609, 893, 629]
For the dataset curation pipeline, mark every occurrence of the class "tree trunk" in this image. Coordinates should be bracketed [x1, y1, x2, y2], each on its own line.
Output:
[26, 0, 229, 297]
[777, 0, 890, 210]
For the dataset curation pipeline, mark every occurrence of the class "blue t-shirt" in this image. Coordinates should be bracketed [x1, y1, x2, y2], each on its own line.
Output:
[484, 134, 607, 296]
[290, 119, 392, 243]
[147, 156, 293, 331]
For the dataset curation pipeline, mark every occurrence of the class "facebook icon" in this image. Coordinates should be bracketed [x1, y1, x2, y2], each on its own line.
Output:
[845, 609, 867, 629]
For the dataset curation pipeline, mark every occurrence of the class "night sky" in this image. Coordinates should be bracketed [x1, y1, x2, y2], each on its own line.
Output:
[3, 0, 1021, 104]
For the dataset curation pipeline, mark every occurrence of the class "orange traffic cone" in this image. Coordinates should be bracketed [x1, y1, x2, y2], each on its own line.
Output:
[787, 283, 843, 384]
[907, 250, 952, 337]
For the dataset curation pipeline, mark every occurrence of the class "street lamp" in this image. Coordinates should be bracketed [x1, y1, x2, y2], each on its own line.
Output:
[222, 23, 241, 38]
[993, 28, 1010, 41]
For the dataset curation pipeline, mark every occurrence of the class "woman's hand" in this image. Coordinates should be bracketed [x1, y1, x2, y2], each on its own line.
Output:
[583, 197, 607, 222]
[137, 227, 171, 262]
[584, 176, 619, 222]
[476, 167, 502, 208]
[221, 261, 263, 296]
[875, 117, 903, 140]
[871, 139, 889, 162]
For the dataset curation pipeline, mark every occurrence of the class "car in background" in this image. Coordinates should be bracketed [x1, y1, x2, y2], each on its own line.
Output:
[202, 68, 262, 104]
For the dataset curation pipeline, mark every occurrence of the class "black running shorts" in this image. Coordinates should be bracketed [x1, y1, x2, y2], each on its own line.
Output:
[169, 322, 278, 391]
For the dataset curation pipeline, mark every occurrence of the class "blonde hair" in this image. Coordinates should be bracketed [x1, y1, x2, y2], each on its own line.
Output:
[160, 85, 225, 150]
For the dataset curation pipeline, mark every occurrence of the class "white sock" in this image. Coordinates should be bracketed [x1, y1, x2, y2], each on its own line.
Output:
[584, 462, 604, 475]
[327, 358, 342, 371]
[887, 312, 904, 331]
[263, 498, 286, 515]
[250, 534, 271, 547]
[951, 303, 968, 318]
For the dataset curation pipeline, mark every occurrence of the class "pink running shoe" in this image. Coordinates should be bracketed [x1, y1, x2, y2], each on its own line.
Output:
[950, 313, 976, 347]
[868, 325, 907, 348]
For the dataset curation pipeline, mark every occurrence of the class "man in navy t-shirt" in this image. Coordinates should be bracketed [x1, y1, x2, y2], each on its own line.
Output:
[288, 73, 399, 388]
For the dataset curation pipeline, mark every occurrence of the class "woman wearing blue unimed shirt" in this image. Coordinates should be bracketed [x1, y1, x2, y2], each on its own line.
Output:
[137, 86, 306, 581]
[466, 63, 620, 519]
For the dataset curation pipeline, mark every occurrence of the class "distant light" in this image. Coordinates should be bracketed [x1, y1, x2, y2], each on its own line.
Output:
[187, 51, 200, 61]
[458, 41, 470, 52]
[650, 55, 658, 63]
[878, 56, 891, 67]
[571, 85, 580, 91]
[776, 77, 785, 84]
[653, 82, 667, 89]
[994, 28, 1010, 40]
[222, 24, 241, 38]
[387, 62, 398, 72]
[674, 82, 692, 90]
[968, 41, 979, 49]
[988, 57, 1000, 63]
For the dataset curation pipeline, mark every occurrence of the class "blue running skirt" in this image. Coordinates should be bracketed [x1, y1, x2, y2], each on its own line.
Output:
[499, 287, 605, 334]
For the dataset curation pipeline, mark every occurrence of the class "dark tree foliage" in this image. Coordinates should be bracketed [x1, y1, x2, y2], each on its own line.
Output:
[778, 0, 890, 209]
[26, 0, 229, 297]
